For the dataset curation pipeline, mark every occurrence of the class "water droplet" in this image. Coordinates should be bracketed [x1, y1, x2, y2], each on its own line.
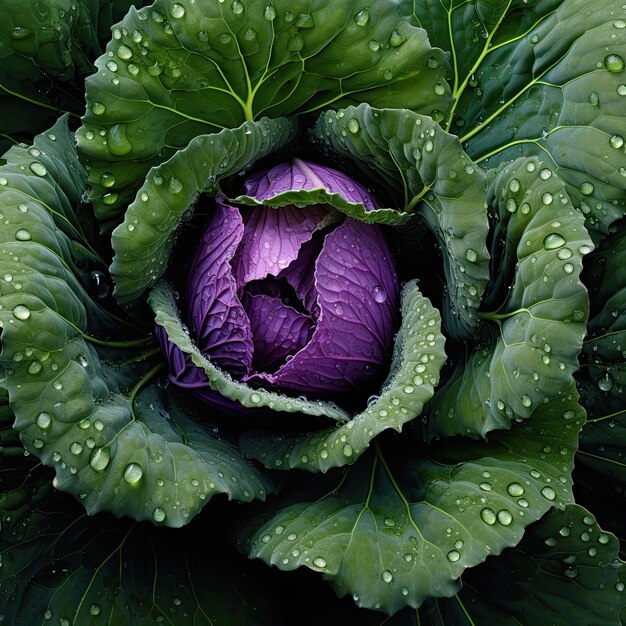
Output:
[116, 45, 133, 60]
[479, 482, 492, 491]
[70, 442, 83, 456]
[381, 569, 393, 582]
[100, 172, 116, 188]
[521, 395, 532, 408]
[507, 483, 525, 497]
[465, 248, 478, 262]
[383, 517, 395, 527]
[433, 83, 446, 96]
[37, 412, 51, 429]
[609, 134, 624, 149]
[541, 486, 556, 501]
[389, 30, 404, 47]
[368, 39, 380, 52]
[89, 604, 101, 616]
[287, 32, 303, 52]
[614, 20, 626, 29]
[90, 447, 111, 472]
[342, 444, 353, 457]
[506, 197, 517, 212]
[543, 233, 566, 250]
[497, 509, 513, 526]
[153, 507, 166, 522]
[556, 247, 572, 260]
[354, 9, 369, 26]
[372, 285, 387, 303]
[231, 1, 243, 14]
[108, 124, 132, 156]
[250, 392, 261, 404]
[102, 192, 118, 206]
[604, 54, 625, 72]
[296, 13, 313, 28]
[579, 181, 594, 195]
[15, 228, 32, 242]
[29, 162, 47, 177]
[447, 550, 460, 562]
[12, 305, 30, 320]
[313, 556, 327, 568]
[319, 449, 329, 459]
[168, 177, 183, 193]
[563, 263, 574, 274]
[383, 70, 393, 81]
[480, 508, 496, 525]
[123, 462, 143, 485]
[542, 192, 553, 205]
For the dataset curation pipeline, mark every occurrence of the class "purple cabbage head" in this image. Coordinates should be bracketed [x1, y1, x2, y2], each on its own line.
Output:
[159, 159, 400, 411]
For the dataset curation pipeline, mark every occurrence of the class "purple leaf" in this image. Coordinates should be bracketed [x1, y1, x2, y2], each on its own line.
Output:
[155, 325, 259, 416]
[185, 194, 253, 377]
[244, 158, 380, 209]
[233, 202, 337, 287]
[242, 293, 313, 372]
[245, 219, 399, 397]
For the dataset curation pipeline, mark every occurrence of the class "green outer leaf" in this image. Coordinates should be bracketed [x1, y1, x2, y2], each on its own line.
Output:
[0, 122, 270, 529]
[417, 504, 624, 626]
[0, 444, 284, 625]
[426, 156, 592, 439]
[240, 281, 446, 472]
[456, 0, 626, 239]
[110, 116, 297, 306]
[312, 104, 490, 341]
[233, 187, 410, 225]
[244, 384, 583, 614]
[150, 280, 351, 422]
[77, 0, 450, 227]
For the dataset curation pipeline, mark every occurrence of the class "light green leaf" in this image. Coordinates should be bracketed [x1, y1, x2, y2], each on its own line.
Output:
[110, 116, 297, 306]
[77, 0, 450, 227]
[150, 280, 351, 422]
[426, 156, 592, 439]
[244, 384, 583, 614]
[452, 0, 626, 239]
[233, 187, 410, 225]
[240, 281, 446, 472]
[312, 103, 490, 341]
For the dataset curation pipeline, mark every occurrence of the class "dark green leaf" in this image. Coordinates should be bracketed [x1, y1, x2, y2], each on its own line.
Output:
[426, 156, 592, 439]
[453, 0, 626, 239]
[244, 384, 583, 614]
[0, 439, 285, 625]
[77, 0, 451, 228]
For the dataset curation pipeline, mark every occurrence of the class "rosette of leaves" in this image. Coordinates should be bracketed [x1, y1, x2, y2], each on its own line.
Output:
[0, 0, 624, 621]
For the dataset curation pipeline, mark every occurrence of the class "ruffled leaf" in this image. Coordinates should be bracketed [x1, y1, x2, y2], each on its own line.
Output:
[244, 385, 583, 614]
[453, 0, 626, 239]
[110, 116, 297, 307]
[150, 280, 351, 422]
[0, 121, 270, 528]
[241, 281, 445, 471]
[313, 104, 490, 340]
[426, 156, 593, 439]
[77, 0, 450, 227]
[186, 197, 253, 377]
[234, 158, 410, 225]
